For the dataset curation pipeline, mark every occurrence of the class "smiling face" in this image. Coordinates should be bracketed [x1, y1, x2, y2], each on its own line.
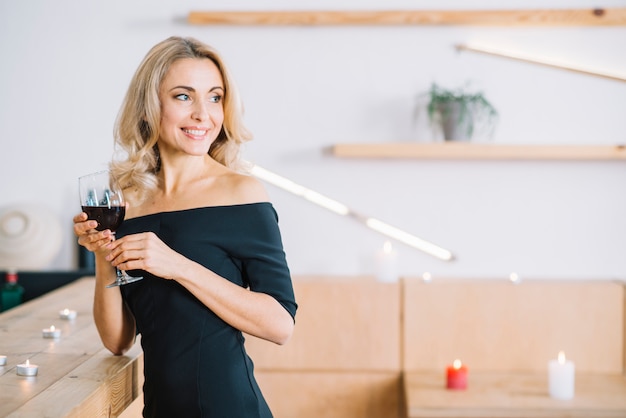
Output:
[157, 58, 225, 159]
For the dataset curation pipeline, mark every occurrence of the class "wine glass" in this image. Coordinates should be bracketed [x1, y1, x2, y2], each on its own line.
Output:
[78, 170, 143, 287]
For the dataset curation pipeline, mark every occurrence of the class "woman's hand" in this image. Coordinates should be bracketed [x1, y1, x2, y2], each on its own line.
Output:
[73, 212, 113, 255]
[105, 232, 184, 281]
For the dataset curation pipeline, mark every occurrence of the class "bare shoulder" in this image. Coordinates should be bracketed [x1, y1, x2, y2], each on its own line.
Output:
[224, 171, 270, 205]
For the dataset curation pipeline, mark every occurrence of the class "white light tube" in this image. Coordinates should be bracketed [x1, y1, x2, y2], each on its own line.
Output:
[365, 218, 454, 261]
[456, 43, 626, 83]
[249, 163, 454, 261]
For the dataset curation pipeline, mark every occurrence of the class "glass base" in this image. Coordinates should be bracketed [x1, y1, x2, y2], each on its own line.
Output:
[106, 270, 144, 288]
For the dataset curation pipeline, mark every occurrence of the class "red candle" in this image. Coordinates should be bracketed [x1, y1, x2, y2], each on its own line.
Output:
[446, 359, 468, 390]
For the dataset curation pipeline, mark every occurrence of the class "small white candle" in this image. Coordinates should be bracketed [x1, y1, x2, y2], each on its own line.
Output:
[59, 309, 77, 320]
[42, 325, 61, 339]
[509, 272, 522, 284]
[16, 359, 38, 376]
[548, 351, 575, 400]
[0, 355, 7, 366]
[375, 241, 399, 283]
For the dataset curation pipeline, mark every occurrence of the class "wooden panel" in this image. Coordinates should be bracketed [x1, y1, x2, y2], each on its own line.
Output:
[256, 371, 403, 418]
[403, 278, 624, 373]
[404, 371, 626, 418]
[245, 275, 401, 372]
[188, 8, 626, 26]
[118, 393, 143, 418]
[330, 143, 626, 160]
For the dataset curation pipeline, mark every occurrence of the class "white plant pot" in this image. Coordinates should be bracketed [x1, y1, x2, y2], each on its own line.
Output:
[438, 101, 473, 141]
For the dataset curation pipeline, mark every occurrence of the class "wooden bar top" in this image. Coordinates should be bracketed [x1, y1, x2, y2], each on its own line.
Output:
[0, 277, 143, 418]
[405, 371, 626, 418]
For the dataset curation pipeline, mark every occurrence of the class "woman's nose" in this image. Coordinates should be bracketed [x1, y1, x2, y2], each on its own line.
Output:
[192, 101, 209, 121]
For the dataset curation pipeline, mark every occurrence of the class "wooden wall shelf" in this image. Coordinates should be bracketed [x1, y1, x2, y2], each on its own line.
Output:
[188, 8, 626, 26]
[330, 143, 626, 161]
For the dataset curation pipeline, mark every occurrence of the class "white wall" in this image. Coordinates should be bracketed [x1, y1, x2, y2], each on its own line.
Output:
[1, 0, 625, 280]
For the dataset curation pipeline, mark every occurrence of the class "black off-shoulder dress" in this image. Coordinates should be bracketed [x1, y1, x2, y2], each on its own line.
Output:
[117, 203, 297, 418]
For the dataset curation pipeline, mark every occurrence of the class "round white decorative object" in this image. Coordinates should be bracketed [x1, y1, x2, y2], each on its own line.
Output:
[0, 203, 63, 270]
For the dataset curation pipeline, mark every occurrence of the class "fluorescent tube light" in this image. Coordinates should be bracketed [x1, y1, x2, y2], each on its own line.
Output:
[456, 43, 626, 83]
[249, 163, 454, 261]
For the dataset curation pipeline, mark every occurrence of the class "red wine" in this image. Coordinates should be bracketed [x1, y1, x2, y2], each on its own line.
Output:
[82, 205, 126, 232]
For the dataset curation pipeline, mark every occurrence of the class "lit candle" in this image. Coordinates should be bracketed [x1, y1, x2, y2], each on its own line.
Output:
[446, 359, 468, 390]
[42, 325, 61, 339]
[0, 355, 6, 366]
[548, 351, 575, 399]
[375, 241, 398, 283]
[509, 272, 522, 284]
[16, 359, 38, 376]
[59, 308, 77, 320]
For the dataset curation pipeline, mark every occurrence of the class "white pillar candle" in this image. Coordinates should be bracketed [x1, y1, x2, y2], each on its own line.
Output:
[375, 241, 398, 283]
[548, 351, 575, 400]
[0, 355, 7, 366]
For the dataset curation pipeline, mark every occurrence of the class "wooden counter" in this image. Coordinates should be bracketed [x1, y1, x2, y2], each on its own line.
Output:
[404, 371, 626, 418]
[0, 277, 143, 418]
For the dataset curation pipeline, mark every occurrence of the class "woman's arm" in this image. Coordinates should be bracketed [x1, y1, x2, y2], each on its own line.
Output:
[177, 261, 295, 345]
[74, 213, 136, 355]
[106, 232, 294, 345]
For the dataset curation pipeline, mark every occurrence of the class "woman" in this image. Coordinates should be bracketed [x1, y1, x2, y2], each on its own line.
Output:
[74, 36, 297, 417]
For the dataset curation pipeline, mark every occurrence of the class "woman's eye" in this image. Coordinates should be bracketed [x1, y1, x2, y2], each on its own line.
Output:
[209, 95, 222, 103]
[175, 93, 190, 101]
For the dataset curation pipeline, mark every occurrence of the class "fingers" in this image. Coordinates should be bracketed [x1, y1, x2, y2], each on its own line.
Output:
[78, 231, 113, 254]
[73, 212, 98, 236]
[72, 212, 88, 223]
[74, 211, 111, 253]
[107, 250, 145, 272]
[105, 232, 167, 276]
[105, 233, 146, 262]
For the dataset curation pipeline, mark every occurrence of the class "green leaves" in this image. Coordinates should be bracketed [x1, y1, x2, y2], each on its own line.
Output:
[425, 83, 498, 140]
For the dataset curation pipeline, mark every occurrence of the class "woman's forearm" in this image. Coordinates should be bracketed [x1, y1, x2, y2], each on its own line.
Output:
[92, 255, 136, 355]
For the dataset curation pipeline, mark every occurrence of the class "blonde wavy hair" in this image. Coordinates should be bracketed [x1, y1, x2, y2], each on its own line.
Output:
[110, 36, 252, 202]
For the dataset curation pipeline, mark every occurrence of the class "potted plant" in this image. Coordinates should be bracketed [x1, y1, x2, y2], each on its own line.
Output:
[424, 83, 498, 141]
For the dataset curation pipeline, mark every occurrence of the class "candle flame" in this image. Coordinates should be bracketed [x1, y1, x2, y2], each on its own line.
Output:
[49, 325, 55, 332]
[558, 351, 566, 364]
[383, 241, 393, 253]
[62, 309, 69, 314]
[25, 359, 30, 366]
[453, 359, 462, 369]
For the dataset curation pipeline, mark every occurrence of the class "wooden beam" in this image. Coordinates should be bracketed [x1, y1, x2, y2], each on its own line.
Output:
[330, 143, 626, 160]
[188, 8, 626, 26]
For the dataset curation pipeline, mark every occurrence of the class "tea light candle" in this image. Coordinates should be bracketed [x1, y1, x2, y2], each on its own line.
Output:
[446, 359, 468, 390]
[59, 308, 77, 320]
[375, 241, 398, 283]
[42, 325, 61, 339]
[0, 355, 6, 366]
[548, 351, 575, 400]
[16, 359, 38, 376]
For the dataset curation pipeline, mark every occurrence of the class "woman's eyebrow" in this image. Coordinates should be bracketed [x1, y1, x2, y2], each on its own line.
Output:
[168, 85, 224, 92]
